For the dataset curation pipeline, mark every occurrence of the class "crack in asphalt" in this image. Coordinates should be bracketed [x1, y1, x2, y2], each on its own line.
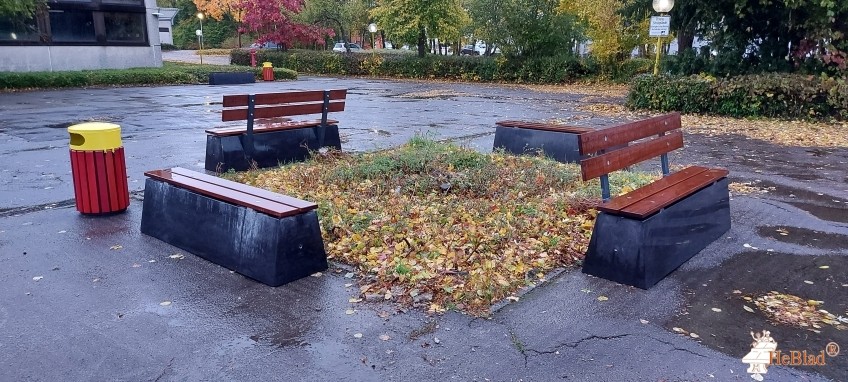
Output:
[525, 333, 632, 357]
[645, 335, 709, 358]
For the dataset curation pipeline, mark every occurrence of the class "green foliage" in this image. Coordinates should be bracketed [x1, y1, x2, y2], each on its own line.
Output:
[627, 74, 848, 121]
[469, 0, 582, 58]
[0, 0, 43, 17]
[0, 62, 296, 91]
[231, 49, 596, 82]
[371, 0, 469, 56]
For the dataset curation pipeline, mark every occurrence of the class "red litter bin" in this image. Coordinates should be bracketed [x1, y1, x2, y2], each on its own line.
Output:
[262, 62, 274, 81]
[68, 122, 130, 215]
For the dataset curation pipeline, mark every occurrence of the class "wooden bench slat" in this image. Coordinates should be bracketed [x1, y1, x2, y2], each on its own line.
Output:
[206, 119, 340, 137]
[144, 169, 302, 218]
[496, 120, 593, 134]
[223, 89, 348, 107]
[614, 168, 729, 219]
[222, 101, 345, 122]
[580, 131, 684, 181]
[578, 113, 681, 154]
[168, 167, 318, 212]
[596, 166, 710, 214]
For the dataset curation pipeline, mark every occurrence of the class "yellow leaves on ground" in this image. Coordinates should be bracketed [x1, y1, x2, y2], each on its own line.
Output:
[235, 140, 652, 315]
[751, 291, 848, 333]
[574, 100, 848, 148]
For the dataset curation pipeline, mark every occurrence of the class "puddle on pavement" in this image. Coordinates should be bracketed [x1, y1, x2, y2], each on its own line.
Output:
[754, 180, 848, 223]
[757, 225, 848, 250]
[250, 326, 309, 348]
[669, 251, 847, 381]
[787, 201, 848, 223]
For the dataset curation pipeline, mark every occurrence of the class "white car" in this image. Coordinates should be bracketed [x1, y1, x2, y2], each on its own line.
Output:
[332, 42, 364, 53]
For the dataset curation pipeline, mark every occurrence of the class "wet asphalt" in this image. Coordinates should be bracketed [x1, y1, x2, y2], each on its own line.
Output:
[1, 73, 846, 381]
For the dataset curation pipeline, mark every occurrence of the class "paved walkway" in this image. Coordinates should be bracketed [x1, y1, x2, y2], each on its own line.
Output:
[162, 50, 231, 66]
[0, 77, 845, 381]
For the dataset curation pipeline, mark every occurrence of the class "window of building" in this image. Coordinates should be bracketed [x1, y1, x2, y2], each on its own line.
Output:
[104, 12, 146, 43]
[49, 9, 96, 43]
[0, 14, 42, 42]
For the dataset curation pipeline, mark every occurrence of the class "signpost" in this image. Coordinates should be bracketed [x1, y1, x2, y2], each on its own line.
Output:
[649, 16, 671, 37]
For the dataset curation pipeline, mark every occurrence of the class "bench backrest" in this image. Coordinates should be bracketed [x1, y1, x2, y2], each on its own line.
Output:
[221, 89, 347, 122]
[577, 113, 682, 201]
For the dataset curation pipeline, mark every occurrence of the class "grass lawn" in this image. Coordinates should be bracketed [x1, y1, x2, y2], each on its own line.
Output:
[231, 138, 655, 315]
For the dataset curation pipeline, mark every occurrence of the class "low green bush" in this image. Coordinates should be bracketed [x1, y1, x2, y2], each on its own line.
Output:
[0, 62, 297, 91]
[231, 49, 598, 83]
[627, 74, 847, 121]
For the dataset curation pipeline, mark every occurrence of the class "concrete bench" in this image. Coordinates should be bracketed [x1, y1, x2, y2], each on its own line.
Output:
[140, 167, 328, 286]
[493, 120, 593, 163]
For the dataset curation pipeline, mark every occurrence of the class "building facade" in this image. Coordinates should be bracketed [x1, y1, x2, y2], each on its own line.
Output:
[0, 0, 162, 72]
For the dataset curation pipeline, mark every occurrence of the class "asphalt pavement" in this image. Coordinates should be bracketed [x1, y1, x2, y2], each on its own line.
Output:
[1, 74, 845, 381]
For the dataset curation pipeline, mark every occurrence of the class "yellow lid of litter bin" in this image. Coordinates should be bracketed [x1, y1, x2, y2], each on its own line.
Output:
[68, 122, 122, 151]
[262, 62, 273, 68]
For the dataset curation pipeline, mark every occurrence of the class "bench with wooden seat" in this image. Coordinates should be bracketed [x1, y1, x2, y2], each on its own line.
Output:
[140, 167, 328, 286]
[577, 113, 730, 289]
[205, 89, 347, 172]
[493, 120, 594, 163]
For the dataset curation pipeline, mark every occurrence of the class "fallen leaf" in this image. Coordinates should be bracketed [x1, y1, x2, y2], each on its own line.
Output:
[818, 266, 830, 269]
[379, 334, 391, 341]
[597, 295, 609, 302]
[110, 245, 123, 250]
[311, 272, 323, 277]
[168, 253, 185, 260]
[743, 305, 755, 313]
[711, 308, 722, 312]
[132, 263, 141, 268]
[160, 301, 172, 306]
[349, 298, 362, 303]
[506, 296, 520, 302]
[580, 288, 592, 293]
[690, 333, 700, 339]
[32, 276, 43, 281]
[344, 283, 353, 288]
[57, 230, 67, 234]
[732, 290, 742, 294]
[345, 272, 355, 278]
[353, 333, 363, 338]
[804, 280, 814, 284]
[377, 311, 390, 318]
[672, 327, 686, 333]
[345, 309, 355, 315]
[639, 319, 649, 324]
[434, 337, 441, 344]
[148, 259, 156, 263]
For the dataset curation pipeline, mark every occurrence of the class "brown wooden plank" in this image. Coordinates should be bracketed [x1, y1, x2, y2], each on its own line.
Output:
[614, 168, 729, 219]
[222, 101, 345, 122]
[580, 131, 684, 181]
[169, 167, 317, 212]
[144, 169, 301, 218]
[222, 89, 348, 107]
[596, 166, 710, 214]
[206, 119, 339, 137]
[578, 113, 681, 154]
[496, 120, 593, 134]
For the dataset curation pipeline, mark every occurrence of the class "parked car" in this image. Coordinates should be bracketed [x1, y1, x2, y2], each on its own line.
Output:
[250, 41, 284, 50]
[332, 42, 364, 53]
[460, 45, 479, 56]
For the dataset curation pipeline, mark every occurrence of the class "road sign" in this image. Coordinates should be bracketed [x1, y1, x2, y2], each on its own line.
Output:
[649, 16, 671, 37]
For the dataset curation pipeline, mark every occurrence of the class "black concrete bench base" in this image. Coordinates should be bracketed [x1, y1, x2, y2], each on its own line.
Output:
[493, 126, 583, 163]
[582, 178, 731, 289]
[209, 72, 256, 85]
[140, 179, 328, 286]
[204, 125, 342, 172]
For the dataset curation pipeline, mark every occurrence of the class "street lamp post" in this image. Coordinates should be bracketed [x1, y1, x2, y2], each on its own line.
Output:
[197, 12, 205, 65]
[652, 0, 674, 75]
[368, 23, 377, 49]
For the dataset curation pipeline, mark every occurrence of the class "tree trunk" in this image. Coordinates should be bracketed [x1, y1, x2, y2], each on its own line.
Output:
[417, 26, 426, 57]
[677, 31, 695, 54]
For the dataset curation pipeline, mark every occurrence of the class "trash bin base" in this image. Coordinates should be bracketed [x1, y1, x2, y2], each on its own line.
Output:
[70, 147, 130, 215]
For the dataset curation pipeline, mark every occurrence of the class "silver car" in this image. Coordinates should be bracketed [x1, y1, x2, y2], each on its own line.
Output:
[332, 42, 364, 53]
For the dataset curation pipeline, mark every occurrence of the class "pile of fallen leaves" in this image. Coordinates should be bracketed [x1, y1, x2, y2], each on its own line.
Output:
[233, 138, 653, 315]
[748, 291, 848, 333]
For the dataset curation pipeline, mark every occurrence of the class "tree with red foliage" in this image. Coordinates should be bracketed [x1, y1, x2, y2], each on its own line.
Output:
[237, 0, 331, 48]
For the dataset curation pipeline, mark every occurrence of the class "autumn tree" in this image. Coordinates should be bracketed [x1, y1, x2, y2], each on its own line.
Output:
[559, 0, 646, 65]
[237, 0, 331, 48]
[371, 0, 469, 57]
[0, 0, 43, 18]
[468, 0, 581, 57]
[299, 0, 369, 49]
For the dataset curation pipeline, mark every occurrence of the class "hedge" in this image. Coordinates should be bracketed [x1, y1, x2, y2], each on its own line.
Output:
[0, 62, 297, 91]
[231, 49, 652, 84]
[627, 74, 848, 121]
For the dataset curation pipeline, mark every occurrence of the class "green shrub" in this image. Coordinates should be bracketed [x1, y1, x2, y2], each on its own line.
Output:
[0, 62, 297, 91]
[627, 73, 847, 121]
[231, 49, 597, 83]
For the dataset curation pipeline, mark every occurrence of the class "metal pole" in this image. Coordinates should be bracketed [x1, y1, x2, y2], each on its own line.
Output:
[653, 35, 662, 75]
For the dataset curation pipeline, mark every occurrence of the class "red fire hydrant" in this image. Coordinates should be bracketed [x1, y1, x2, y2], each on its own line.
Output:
[250, 48, 257, 67]
[262, 62, 274, 81]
